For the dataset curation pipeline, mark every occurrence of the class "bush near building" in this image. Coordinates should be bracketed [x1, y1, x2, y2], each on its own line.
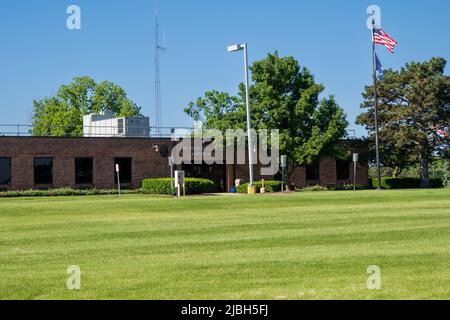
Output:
[303, 184, 366, 192]
[141, 178, 216, 195]
[371, 177, 443, 189]
[237, 182, 368, 193]
[0, 188, 137, 198]
[236, 181, 282, 194]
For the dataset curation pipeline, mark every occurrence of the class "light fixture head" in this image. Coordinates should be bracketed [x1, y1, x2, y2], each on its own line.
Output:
[227, 44, 244, 52]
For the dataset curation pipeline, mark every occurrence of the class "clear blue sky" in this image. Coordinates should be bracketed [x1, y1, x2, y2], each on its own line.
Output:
[1, 0, 449, 136]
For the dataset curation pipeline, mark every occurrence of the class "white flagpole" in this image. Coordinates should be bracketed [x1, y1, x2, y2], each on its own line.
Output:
[372, 16, 382, 191]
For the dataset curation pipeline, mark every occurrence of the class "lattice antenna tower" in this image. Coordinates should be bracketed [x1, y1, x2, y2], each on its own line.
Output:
[154, 1, 166, 135]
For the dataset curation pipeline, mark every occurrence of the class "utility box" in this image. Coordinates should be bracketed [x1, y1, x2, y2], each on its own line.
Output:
[175, 171, 185, 187]
[175, 171, 185, 198]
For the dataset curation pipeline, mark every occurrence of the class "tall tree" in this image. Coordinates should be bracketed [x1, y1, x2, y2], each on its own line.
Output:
[185, 52, 349, 183]
[32, 77, 141, 137]
[357, 57, 450, 187]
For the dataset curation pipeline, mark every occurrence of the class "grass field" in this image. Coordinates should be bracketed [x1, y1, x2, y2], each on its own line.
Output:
[1, 189, 450, 300]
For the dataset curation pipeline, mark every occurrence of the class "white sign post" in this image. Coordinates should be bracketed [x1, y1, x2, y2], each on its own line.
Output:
[280, 155, 287, 193]
[353, 153, 359, 191]
[115, 164, 121, 196]
[168, 156, 175, 197]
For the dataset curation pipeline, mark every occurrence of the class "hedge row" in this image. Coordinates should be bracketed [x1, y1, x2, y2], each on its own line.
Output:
[237, 181, 282, 194]
[302, 184, 366, 192]
[0, 188, 137, 198]
[371, 177, 443, 189]
[141, 178, 216, 195]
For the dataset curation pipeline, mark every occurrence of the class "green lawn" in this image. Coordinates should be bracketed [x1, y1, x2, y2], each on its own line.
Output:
[1, 189, 450, 300]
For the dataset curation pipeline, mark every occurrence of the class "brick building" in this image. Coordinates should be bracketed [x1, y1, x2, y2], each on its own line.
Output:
[0, 137, 368, 192]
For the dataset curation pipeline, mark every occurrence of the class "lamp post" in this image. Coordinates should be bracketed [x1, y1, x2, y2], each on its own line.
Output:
[227, 43, 255, 191]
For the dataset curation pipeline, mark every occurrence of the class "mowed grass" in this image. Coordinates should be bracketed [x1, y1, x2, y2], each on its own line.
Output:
[1, 189, 450, 300]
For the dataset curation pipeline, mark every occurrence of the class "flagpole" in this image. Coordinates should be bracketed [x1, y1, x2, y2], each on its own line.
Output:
[372, 17, 382, 191]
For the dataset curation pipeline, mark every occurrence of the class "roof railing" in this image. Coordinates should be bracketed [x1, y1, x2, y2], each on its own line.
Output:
[0, 124, 360, 140]
[0, 124, 194, 139]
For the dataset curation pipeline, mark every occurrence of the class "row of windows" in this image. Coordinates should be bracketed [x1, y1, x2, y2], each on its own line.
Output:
[0, 157, 132, 185]
[0, 156, 353, 186]
[305, 160, 351, 181]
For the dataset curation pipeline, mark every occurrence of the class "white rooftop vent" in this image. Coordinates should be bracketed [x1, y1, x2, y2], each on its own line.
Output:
[83, 112, 150, 138]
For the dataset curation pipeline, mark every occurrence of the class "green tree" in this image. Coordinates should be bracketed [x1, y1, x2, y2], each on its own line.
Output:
[431, 158, 450, 188]
[357, 57, 450, 187]
[32, 77, 141, 137]
[185, 52, 349, 184]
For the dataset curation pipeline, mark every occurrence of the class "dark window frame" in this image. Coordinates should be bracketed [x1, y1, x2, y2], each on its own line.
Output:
[34, 157, 53, 185]
[336, 160, 351, 180]
[306, 164, 320, 181]
[0, 157, 12, 185]
[75, 158, 94, 185]
[114, 158, 132, 184]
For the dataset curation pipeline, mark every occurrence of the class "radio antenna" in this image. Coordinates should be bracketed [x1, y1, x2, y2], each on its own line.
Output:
[154, 0, 165, 136]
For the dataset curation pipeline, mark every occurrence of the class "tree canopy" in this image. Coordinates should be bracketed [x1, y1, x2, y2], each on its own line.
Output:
[185, 52, 349, 175]
[32, 77, 141, 137]
[357, 57, 450, 186]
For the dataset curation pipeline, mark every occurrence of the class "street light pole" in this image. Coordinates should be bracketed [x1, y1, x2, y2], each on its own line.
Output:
[243, 44, 255, 187]
[227, 43, 254, 188]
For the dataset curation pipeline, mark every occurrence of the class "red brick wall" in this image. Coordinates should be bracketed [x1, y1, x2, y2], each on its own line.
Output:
[347, 161, 369, 186]
[0, 137, 370, 191]
[289, 160, 368, 189]
[0, 137, 173, 190]
[319, 157, 338, 186]
[290, 166, 307, 188]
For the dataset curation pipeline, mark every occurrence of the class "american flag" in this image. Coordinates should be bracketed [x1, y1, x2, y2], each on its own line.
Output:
[437, 128, 448, 138]
[373, 29, 398, 53]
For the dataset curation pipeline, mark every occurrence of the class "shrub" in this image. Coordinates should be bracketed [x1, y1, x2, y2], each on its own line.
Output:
[142, 178, 173, 195]
[236, 181, 282, 194]
[332, 184, 366, 191]
[0, 188, 137, 198]
[141, 178, 215, 195]
[371, 177, 443, 189]
[301, 185, 330, 192]
[185, 178, 216, 195]
[430, 178, 444, 188]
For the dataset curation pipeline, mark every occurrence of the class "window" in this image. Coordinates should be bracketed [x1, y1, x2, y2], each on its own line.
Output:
[34, 157, 53, 185]
[0, 157, 11, 185]
[160, 145, 169, 157]
[337, 160, 350, 180]
[75, 158, 93, 184]
[306, 164, 320, 181]
[114, 158, 132, 183]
